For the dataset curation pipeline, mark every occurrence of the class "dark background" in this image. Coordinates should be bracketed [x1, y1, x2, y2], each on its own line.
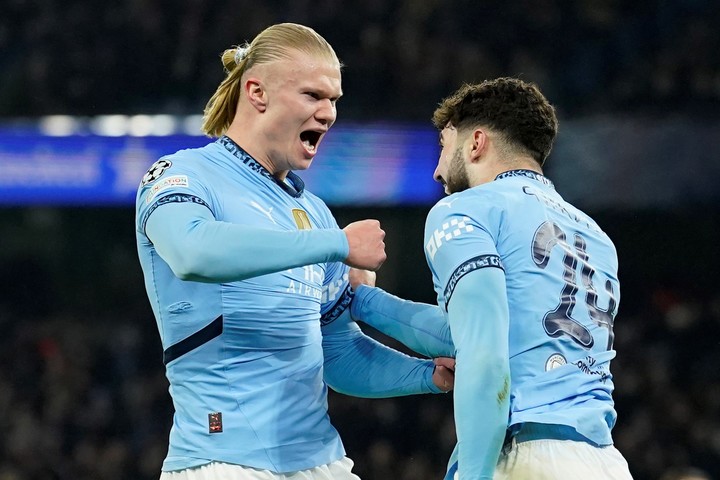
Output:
[1, 0, 719, 479]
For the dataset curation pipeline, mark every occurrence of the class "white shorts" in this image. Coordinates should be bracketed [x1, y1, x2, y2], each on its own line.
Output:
[452, 424, 633, 480]
[159, 457, 360, 480]
[494, 438, 633, 479]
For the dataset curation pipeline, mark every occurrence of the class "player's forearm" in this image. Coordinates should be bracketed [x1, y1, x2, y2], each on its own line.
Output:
[147, 202, 348, 282]
[351, 285, 455, 358]
[454, 357, 508, 479]
[449, 269, 510, 479]
[453, 306, 509, 478]
[322, 315, 442, 398]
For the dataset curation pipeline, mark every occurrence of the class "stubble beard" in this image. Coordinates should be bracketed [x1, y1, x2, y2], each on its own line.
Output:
[445, 147, 471, 194]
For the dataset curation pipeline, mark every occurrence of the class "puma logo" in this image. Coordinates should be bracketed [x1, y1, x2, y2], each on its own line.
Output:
[250, 201, 276, 224]
[436, 197, 460, 209]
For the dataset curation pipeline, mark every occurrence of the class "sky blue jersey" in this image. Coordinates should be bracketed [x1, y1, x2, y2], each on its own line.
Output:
[135, 136, 440, 473]
[425, 170, 620, 477]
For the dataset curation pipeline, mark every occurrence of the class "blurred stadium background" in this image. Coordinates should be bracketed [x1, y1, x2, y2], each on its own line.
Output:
[1, 1, 719, 479]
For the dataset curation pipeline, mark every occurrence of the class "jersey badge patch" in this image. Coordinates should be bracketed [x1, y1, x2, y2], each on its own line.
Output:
[545, 353, 567, 371]
[145, 175, 189, 203]
[292, 209, 312, 230]
[208, 412, 223, 433]
[141, 159, 172, 186]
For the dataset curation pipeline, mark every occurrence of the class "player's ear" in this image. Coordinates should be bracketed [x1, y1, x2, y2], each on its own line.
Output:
[469, 128, 488, 163]
[245, 78, 267, 112]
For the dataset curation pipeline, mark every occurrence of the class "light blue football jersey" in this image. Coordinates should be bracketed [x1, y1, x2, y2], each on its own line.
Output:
[424, 169, 620, 447]
[135, 136, 354, 472]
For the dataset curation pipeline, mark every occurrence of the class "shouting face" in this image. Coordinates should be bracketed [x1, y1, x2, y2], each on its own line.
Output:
[252, 50, 342, 176]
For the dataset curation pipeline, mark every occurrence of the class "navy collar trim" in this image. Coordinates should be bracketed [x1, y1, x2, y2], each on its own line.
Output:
[218, 135, 305, 198]
[495, 169, 554, 189]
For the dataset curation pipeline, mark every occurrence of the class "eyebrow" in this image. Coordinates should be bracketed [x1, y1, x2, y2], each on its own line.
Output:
[304, 86, 343, 102]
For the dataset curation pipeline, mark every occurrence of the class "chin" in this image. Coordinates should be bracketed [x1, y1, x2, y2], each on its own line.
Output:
[293, 158, 314, 171]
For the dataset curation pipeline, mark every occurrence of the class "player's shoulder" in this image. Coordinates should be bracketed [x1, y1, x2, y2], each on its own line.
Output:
[427, 186, 508, 226]
[136, 142, 220, 211]
[159, 141, 220, 172]
[139, 142, 219, 187]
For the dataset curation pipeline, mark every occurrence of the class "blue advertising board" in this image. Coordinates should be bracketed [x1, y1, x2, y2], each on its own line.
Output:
[0, 124, 444, 206]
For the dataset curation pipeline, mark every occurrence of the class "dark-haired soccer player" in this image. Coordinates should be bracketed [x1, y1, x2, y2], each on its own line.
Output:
[425, 78, 633, 479]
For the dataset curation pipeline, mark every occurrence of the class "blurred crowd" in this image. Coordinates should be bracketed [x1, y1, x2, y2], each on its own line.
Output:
[0, 208, 718, 479]
[1, 0, 719, 120]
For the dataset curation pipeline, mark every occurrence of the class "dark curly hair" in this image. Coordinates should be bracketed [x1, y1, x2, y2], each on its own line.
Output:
[432, 78, 558, 166]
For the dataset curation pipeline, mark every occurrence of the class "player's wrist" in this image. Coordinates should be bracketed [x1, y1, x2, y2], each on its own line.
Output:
[308, 228, 349, 262]
[335, 228, 351, 260]
[424, 361, 445, 394]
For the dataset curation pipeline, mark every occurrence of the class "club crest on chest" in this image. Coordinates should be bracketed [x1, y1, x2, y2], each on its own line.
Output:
[292, 209, 312, 230]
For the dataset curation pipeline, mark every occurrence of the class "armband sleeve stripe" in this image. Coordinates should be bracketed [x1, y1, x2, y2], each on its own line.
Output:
[444, 254, 504, 310]
[142, 193, 213, 234]
[320, 285, 355, 326]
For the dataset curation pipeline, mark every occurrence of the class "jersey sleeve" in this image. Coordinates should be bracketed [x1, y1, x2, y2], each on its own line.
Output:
[135, 154, 349, 283]
[350, 285, 455, 358]
[136, 154, 216, 236]
[321, 308, 442, 397]
[424, 193, 504, 310]
[425, 193, 511, 479]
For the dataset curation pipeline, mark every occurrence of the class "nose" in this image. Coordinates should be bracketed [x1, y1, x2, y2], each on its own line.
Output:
[315, 99, 337, 126]
[433, 165, 443, 184]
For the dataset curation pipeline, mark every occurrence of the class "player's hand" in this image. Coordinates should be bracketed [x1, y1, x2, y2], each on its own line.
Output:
[343, 220, 387, 271]
[348, 268, 376, 290]
[432, 357, 456, 392]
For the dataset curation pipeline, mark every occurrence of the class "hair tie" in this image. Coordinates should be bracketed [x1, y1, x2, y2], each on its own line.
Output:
[234, 46, 249, 64]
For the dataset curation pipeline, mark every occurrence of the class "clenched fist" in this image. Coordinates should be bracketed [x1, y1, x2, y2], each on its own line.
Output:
[343, 220, 386, 271]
